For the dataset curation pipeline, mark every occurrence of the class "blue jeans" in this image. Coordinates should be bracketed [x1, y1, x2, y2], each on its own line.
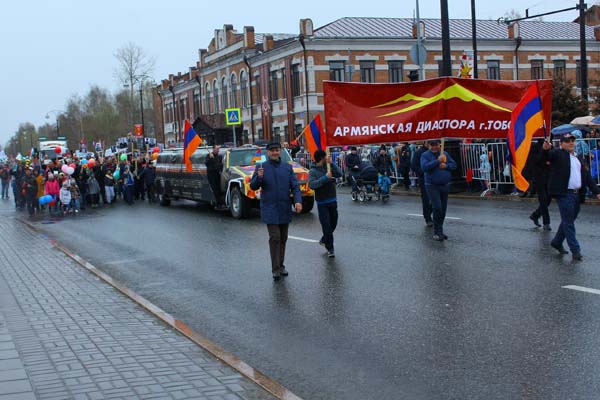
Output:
[425, 184, 449, 235]
[1, 180, 9, 198]
[553, 192, 581, 254]
[317, 202, 338, 251]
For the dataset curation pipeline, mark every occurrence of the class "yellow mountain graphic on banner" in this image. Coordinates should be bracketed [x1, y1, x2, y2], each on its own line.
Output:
[374, 83, 511, 117]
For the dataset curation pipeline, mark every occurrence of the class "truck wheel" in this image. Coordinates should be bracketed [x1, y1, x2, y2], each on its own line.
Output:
[301, 196, 314, 213]
[230, 186, 250, 219]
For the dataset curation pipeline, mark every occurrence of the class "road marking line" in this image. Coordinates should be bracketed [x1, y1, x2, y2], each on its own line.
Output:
[104, 258, 149, 265]
[406, 213, 461, 220]
[289, 235, 319, 243]
[563, 285, 600, 296]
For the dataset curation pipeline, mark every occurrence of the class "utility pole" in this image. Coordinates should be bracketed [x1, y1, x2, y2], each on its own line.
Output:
[471, 0, 478, 78]
[579, 0, 589, 110]
[440, 0, 452, 76]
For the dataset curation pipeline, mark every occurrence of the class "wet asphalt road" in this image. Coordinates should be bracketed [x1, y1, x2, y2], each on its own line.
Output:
[9, 192, 600, 400]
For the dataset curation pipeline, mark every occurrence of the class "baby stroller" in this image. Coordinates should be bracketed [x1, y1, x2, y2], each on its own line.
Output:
[351, 163, 387, 203]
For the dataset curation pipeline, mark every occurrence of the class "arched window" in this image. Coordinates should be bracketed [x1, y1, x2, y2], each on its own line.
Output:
[213, 80, 219, 112]
[221, 76, 228, 110]
[230, 73, 238, 108]
[205, 82, 211, 114]
[240, 70, 248, 108]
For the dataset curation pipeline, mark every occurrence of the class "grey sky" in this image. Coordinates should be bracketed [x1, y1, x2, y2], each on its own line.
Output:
[0, 0, 579, 147]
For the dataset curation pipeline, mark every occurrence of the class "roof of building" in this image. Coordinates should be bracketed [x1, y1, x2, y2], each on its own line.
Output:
[254, 33, 297, 45]
[313, 17, 596, 41]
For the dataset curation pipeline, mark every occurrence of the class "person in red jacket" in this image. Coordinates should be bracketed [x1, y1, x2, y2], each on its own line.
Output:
[44, 172, 60, 214]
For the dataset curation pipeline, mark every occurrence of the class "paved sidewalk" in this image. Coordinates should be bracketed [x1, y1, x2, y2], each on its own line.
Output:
[0, 211, 276, 400]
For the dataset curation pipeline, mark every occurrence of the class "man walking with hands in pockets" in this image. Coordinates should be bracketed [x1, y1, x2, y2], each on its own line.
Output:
[251, 142, 303, 281]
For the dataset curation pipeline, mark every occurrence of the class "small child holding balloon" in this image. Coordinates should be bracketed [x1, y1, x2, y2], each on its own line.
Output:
[59, 181, 72, 215]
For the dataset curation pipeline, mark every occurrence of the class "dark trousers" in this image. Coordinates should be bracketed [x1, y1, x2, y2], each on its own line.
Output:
[146, 183, 155, 203]
[317, 202, 338, 251]
[531, 182, 551, 226]
[552, 192, 581, 254]
[26, 196, 35, 216]
[208, 173, 222, 205]
[425, 184, 449, 235]
[349, 172, 360, 192]
[401, 170, 410, 190]
[125, 185, 134, 204]
[267, 224, 289, 273]
[418, 175, 432, 223]
[1, 181, 9, 198]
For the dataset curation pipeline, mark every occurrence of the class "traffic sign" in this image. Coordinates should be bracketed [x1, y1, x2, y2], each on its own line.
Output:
[225, 108, 241, 125]
[409, 43, 428, 65]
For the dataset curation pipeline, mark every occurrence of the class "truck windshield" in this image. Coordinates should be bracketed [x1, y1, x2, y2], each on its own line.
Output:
[228, 148, 292, 167]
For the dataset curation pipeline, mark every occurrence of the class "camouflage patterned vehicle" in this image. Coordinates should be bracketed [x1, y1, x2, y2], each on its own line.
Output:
[155, 146, 314, 219]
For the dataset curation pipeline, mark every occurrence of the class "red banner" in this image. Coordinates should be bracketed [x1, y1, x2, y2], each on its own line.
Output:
[134, 124, 144, 137]
[324, 77, 552, 146]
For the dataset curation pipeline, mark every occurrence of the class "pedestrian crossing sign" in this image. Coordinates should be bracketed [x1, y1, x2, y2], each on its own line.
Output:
[225, 108, 241, 125]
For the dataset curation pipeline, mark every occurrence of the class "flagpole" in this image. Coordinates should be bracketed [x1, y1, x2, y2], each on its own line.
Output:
[535, 79, 549, 140]
[326, 147, 331, 174]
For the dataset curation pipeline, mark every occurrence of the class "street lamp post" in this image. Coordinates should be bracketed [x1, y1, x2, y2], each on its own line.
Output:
[45, 109, 64, 139]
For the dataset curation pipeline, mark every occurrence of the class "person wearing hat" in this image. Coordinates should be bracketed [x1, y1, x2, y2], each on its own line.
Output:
[22, 167, 38, 217]
[206, 144, 225, 209]
[309, 150, 343, 258]
[345, 146, 361, 193]
[420, 139, 457, 241]
[543, 134, 600, 261]
[374, 144, 393, 196]
[250, 142, 302, 281]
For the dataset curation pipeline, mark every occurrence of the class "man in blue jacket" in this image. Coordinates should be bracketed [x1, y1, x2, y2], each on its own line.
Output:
[250, 142, 303, 280]
[420, 139, 457, 241]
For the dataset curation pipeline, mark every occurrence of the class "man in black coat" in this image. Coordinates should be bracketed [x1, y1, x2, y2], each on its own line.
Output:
[543, 133, 600, 261]
[411, 142, 433, 227]
[529, 139, 552, 230]
[345, 147, 361, 193]
[205, 145, 225, 209]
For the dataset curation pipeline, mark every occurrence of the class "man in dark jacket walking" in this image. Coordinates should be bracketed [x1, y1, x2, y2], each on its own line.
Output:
[543, 134, 600, 260]
[529, 139, 552, 230]
[309, 150, 342, 258]
[23, 167, 38, 216]
[420, 139, 457, 241]
[411, 142, 433, 227]
[250, 142, 302, 280]
[206, 145, 225, 209]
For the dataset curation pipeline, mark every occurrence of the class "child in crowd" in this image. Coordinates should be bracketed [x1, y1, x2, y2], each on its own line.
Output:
[69, 181, 81, 214]
[87, 174, 100, 208]
[59, 181, 72, 215]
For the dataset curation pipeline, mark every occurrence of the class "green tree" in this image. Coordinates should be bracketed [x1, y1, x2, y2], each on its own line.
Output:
[552, 78, 587, 127]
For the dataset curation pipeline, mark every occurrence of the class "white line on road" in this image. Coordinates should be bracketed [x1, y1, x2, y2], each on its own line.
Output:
[104, 258, 150, 265]
[563, 285, 600, 296]
[406, 213, 462, 220]
[288, 235, 319, 243]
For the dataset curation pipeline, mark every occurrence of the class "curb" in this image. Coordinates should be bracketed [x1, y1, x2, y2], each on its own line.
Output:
[17, 217, 303, 400]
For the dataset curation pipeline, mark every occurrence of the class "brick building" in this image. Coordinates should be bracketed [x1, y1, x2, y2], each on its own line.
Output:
[155, 11, 600, 147]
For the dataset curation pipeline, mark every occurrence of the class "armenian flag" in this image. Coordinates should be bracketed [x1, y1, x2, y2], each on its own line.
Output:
[303, 114, 327, 160]
[183, 120, 202, 172]
[507, 83, 544, 192]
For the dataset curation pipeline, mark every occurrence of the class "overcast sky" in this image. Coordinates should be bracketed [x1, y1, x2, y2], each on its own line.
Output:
[0, 0, 580, 147]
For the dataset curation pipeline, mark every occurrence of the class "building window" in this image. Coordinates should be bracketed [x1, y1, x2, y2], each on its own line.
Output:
[281, 68, 287, 98]
[230, 74, 238, 108]
[193, 92, 200, 118]
[294, 124, 303, 135]
[487, 60, 500, 80]
[270, 70, 279, 100]
[240, 71, 248, 108]
[531, 60, 544, 80]
[388, 61, 404, 83]
[360, 61, 375, 83]
[255, 75, 262, 105]
[221, 77, 228, 110]
[213, 80, 219, 113]
[204, 83, 211, 114]
[553, 60, 566, 81]
[329, 61, 345, 81]
[179, 98, 186, 122]
[291, 64, 301, 97]
[576, 60, 581, 87]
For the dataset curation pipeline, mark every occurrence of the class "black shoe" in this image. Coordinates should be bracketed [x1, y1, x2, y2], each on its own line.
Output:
[318, 240, 325, 247]
[432, 234, 444, 241]
[441, 233, 448, 240]
[426, 221, 434, 227]
[280, 267, 289, 276]
[551, 242, 569, 255]
[327, 250, 335, 258]
[543, 225, 552, 231]
[529, 214, 541, 227]
[572, 252, 583, 261]
[272, 271, 281, 281]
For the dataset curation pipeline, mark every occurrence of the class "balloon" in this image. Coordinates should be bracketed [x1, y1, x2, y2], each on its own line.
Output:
[81, 159, 88, 165]
[61, 165, 69, 174]
[55, 147, 62, 154]
[120, 153, 127, 161]
[66, 167, 74, 175]
[69, 163, 76, 169]
[49, 199, 56, 207]
[38, 196, 48, 205]
[153, 147, 160, 153]
[151, 152, 158, 160]
[88, 159, 96, 168]
[82, 163, 88, 168]
[113, 170, 120, 180]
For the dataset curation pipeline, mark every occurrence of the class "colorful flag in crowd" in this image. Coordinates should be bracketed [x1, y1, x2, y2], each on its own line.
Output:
[303, 114, 327, 160]
[251, 149, 263, 164]
[183, 119, 202, 172]
[507, 83, 544, 192]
